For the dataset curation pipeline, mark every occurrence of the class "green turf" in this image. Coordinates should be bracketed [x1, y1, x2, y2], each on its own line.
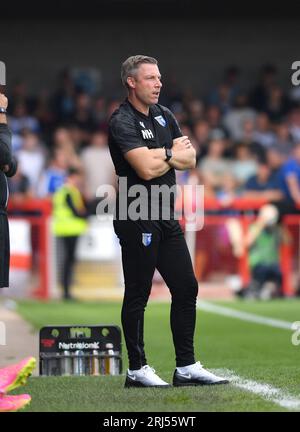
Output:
[14, 375, 285, 412]
[13, 299, 300, 412]
[212, 298, 300, 322]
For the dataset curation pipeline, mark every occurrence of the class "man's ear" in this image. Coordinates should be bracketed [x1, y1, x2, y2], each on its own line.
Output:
[127, 76, 135, 89]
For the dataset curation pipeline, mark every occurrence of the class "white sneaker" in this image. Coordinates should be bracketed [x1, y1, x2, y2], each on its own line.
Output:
[173, 361, 229, 386]
[125, 365, 171, 388]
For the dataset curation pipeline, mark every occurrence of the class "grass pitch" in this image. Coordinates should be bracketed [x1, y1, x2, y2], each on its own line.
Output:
[13, 298, 300, 412]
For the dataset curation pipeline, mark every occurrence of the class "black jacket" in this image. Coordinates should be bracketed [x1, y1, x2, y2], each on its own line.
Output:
[0, 123, 17, 211]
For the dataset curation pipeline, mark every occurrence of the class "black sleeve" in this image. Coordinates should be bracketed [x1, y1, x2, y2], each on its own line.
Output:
[109, 114, 146, 154]
[4, 155, 18, 178]
[66, 193, 88, 218]
[0, 123, 13, 166]
[161, 106, 183, 139]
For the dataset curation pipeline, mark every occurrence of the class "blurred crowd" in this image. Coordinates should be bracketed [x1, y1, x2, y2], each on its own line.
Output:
[6, 63, 300, 213]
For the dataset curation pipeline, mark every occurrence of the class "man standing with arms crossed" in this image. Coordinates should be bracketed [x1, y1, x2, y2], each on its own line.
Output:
[108, 55, 228, 388]
[0, 92, 18, 289]
[0, 92, 36, 410]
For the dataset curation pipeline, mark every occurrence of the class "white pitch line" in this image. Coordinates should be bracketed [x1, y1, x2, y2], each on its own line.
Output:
[197, 300, 294, 330]
[213, 369, 300, 411]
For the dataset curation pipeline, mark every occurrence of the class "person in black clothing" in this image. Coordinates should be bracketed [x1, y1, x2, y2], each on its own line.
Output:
[108, 55, 229, 388]
[0, 93, 37, 412]
[0, 92, 18, 288]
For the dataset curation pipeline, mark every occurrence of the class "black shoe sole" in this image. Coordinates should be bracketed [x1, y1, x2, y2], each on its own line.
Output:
[173, 379, 229, 387]
[125, 377, 172, 388]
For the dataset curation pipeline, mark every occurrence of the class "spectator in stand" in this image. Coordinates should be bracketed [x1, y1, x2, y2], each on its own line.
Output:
[169, 101, 189, 126]
[53, 127, 82, 169]
[266, 147, 285, 178]
[288, 106, 300, 143]
[69, 92, 96, 145]
[193, 119, 210, 163]
[72, 92, 95, 132]
[207, 83, 232, 115]
[67, 124, 86, 150]
[8, 102, 40, 135]
[222, 92, 256, 142]
[181, 87, 195, 109]
[271, 121, 294, 157]
[277, 142, 300, 211]
[290, 82, 300, 104]
[161, 72, 183, 106]
[33, 89, 54, 135]
[216, 173, 240, 206]
[242, 158, 283, 202]
[264, 84, 289, 124]
[206, 105, 229, 139]
[207, 66, 241, 115]
[231, 142, 257, 186]
[92, 95, 107, 127]
[105, 100, 122, 129]
[250, 63, 278, 111]
[239, 118, 265, 160]
[8, 80, 36, 115]
[16, 130, 46, 195]
[223, 65, 241, 101]
[197, 136, 231, 191]
[253, 112, 276, 149]
[80, 130, 115, 214]
[8, 164, 32, 201]
[186, 98, 204, 124]
[37, 147, 68, 197]
[239, 118, 255, 144]
[10, 130, 24, 153]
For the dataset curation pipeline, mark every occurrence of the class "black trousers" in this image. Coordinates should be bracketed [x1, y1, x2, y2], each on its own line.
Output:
[113, 219, 199, 370]
[0, 213, 10, 288]
[59, 236, 78, 299]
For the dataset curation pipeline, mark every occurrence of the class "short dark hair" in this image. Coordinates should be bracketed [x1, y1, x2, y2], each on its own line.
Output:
[121, 55, 158, 88]
[257, 156, 269, 166]
[67, 167, 82, 177]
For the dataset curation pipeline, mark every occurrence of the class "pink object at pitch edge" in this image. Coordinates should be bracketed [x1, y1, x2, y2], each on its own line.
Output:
[0, 356, 36, 394]
[0, 393, 31, 412]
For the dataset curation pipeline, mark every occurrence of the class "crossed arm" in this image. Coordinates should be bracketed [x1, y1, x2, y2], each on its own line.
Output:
[0, 125, 17, 177]
[124, 136, 196, 181]
[0, 94, 17, 177]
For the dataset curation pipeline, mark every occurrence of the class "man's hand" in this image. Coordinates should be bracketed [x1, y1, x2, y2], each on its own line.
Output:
[172, 136, 192, 151]
[169, 135, 196, 170]
[0, 92, 8, 109]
